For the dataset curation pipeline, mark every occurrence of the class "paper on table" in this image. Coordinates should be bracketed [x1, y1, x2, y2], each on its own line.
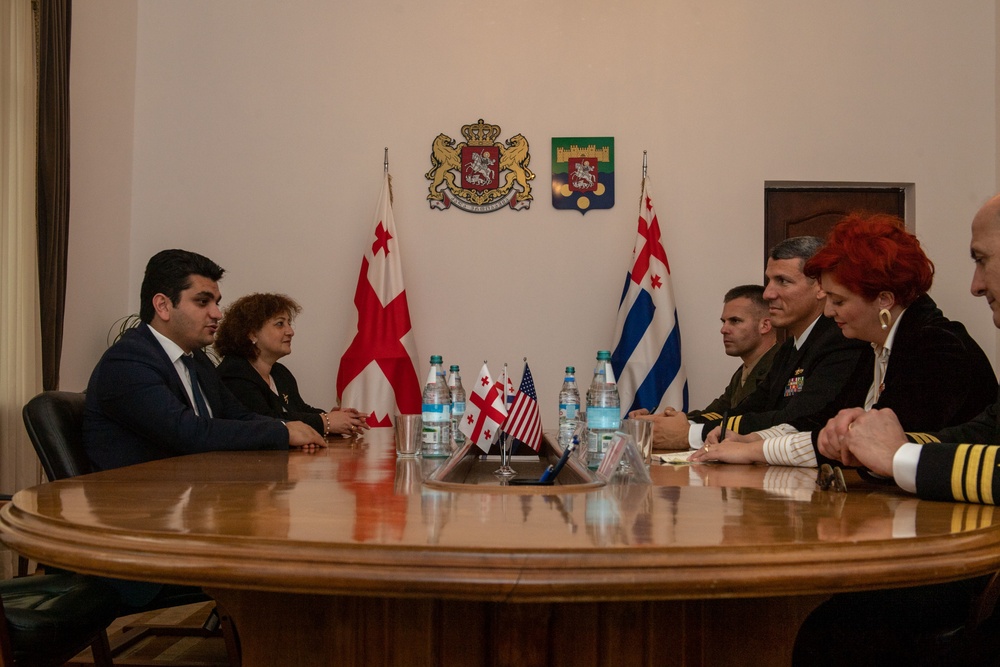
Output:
[658, 450, 696, 464]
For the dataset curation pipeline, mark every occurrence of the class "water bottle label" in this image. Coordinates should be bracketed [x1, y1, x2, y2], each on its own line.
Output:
[587, 406, 620, 430]
[422, 422, 445, 445]
[452, 401, 465, 415]
[421, 404, 450, 421]
[559, 404, 579, 420]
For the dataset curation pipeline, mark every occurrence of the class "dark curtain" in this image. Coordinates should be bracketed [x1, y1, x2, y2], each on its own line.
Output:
[35, 0, 71, 391]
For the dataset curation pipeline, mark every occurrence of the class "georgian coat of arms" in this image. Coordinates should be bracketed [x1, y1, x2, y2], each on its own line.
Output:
[425, 119, 534, 213]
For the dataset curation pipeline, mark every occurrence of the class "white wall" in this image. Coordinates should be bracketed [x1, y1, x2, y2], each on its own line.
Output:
[66, 0, 999, 423]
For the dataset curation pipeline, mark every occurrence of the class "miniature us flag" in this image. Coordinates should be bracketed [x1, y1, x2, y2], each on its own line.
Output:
[501, 361, 542, 452]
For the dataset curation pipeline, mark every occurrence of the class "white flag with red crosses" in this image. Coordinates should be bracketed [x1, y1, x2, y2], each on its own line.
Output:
[337, 171, 421, 427]
[459, 364, 508, 453]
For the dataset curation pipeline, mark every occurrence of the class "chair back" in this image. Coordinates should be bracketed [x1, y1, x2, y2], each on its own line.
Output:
[21, 391, 92, 481]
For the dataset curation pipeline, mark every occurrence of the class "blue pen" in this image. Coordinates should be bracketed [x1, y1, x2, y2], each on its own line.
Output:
[540, 438, 578, 483]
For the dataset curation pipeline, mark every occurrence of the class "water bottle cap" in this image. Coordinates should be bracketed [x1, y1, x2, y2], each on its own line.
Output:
[597, 350, 611, 360]
[565, 366, 575, 373]
[449, 365, 460, 371]
[429, 355, 443, 364]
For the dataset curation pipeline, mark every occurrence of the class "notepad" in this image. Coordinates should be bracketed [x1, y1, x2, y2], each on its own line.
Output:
[658, 450, 696, 465]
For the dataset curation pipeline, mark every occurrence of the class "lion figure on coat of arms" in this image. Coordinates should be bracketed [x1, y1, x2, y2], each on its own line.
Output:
[425, 134, 460, 201]
[499, 134, 534, 202]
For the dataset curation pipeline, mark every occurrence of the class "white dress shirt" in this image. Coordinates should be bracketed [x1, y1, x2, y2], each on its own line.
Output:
[147, 324, 214, 417]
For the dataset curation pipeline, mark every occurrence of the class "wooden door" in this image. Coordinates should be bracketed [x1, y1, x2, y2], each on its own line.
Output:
[764, 187, 906, 262]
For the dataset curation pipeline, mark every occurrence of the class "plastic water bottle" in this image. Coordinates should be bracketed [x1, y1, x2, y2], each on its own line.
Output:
[448, 365, 466, 446]
[558, 366, 581, 447]
[421, 355, 451, 457]
[586, 351, 620, 468]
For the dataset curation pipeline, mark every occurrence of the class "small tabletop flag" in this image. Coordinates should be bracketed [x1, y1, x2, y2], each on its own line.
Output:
[501, 361, 542, 452]
[459, 364, 508, 453]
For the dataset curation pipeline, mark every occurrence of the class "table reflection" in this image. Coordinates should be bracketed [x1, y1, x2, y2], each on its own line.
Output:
[19, 434, 1000, 557]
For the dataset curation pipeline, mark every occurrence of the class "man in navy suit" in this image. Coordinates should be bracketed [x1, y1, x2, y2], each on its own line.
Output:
[83, 249, 325, 472]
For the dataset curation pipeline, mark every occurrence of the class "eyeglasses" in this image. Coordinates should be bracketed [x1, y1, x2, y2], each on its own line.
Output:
[816, 463, 847, 492]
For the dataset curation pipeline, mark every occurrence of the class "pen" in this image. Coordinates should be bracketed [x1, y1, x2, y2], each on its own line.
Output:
[540, 439, 578, 483]
[719, 411, 729, 442]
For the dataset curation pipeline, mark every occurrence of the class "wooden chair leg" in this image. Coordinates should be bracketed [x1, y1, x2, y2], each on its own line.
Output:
[0, 596, 13, 667]
[217, 603, 242, 667]
[968, 569, 1000, 630]
[89, 630, 114, 667]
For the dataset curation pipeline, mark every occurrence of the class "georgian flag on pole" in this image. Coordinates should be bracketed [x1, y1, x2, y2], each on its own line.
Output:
[337, 170, 421, 427]
[459, 363, 508, 453]
[500, 361, 542, 452]
[610, 176, 688, 416]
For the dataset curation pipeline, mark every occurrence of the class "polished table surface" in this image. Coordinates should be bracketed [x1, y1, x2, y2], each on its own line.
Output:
[2, 430, 999, 666]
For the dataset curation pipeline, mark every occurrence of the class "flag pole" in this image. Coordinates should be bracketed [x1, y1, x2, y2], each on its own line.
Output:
[384, 147, 394, 205]
[642, 150, 647, 179]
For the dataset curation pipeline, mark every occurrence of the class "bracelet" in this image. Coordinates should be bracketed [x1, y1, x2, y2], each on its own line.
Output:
[322, 412, 332, 435]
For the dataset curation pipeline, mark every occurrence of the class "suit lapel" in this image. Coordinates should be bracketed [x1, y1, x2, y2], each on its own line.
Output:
[135, 325, 194, 409]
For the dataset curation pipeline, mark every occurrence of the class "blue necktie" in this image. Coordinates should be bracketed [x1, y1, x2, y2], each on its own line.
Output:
[180, 355, 210, 416]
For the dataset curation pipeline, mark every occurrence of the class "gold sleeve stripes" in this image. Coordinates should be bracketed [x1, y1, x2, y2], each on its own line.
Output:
[943, 444, 999, 505]
[699, 413, 744, 434]
[912, 439, 1000, 505]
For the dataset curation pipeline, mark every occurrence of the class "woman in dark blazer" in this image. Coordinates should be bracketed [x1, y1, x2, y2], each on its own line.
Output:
[214, 293, 368, 437]
[690, 213, 997, 467]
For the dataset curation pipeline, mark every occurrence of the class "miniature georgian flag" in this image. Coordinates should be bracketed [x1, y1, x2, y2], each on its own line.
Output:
[459, 364, 508, 453]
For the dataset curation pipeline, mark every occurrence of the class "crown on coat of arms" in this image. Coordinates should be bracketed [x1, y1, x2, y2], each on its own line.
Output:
[461, 119, 502, 146]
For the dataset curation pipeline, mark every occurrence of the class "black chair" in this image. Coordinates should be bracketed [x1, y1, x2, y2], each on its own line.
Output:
[0, 573, 117, 666]
[20, 391, 240, 666]
[20, 391, 91, 481]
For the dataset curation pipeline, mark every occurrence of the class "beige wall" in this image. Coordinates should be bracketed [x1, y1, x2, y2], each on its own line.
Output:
[65, 0, 137, 386]
[66, 1, 998, 421]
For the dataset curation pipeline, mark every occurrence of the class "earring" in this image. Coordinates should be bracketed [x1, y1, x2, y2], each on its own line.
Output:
[878, 308, 891, 331]
[251, 339, 258, 345]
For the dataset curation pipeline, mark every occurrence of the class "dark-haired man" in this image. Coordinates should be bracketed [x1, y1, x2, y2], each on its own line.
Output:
[686, 284, 778, 421]
[84, 249, 325, 472]
[635, 236, 871, 450]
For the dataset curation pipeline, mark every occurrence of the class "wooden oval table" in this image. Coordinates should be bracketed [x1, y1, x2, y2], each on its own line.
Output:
[2, 430, 999, 666]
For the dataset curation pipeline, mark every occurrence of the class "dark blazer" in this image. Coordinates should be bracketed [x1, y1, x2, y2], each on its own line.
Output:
[815, 294, 997, 467]
[688, 343, 779, 420]
[692, 315, 872, 438]
[868, 295, 995, 431]
[906, 383, 1000, 505]
[83, 324, 289, 472]
[216, 355, 325, 433]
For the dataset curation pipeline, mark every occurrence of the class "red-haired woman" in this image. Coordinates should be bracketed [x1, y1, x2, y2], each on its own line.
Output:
[690, 213, 997, 466]
[214, 293, 369, 437]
